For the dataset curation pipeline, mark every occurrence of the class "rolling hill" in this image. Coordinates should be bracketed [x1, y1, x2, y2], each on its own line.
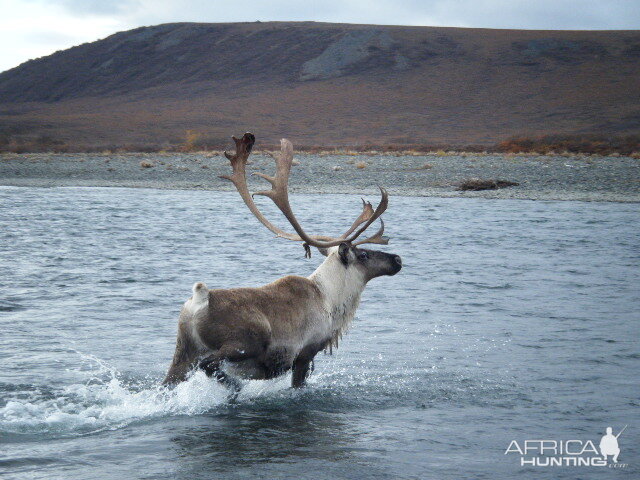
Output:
[0, 21, 639, 149]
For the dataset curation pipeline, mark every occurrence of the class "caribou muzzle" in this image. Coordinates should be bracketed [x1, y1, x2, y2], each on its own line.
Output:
[391, 254, 402, 274]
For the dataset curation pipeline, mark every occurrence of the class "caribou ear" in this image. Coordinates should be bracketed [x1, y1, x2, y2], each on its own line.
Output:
[338, 242, 351, 265]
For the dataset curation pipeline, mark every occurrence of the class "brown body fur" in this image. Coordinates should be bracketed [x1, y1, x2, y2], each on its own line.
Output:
[164, 276, 325, 386]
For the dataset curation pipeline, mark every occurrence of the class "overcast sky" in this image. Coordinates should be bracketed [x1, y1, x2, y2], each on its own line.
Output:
[1, 0, 639, 72]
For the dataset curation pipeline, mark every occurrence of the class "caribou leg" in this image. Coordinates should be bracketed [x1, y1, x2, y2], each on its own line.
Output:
[163, 359, 193, 386]
[198, 344, 252, 391]
[291, 358, 315, 388]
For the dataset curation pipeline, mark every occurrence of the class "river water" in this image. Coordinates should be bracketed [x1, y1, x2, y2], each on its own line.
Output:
[0, 187, 638, 479]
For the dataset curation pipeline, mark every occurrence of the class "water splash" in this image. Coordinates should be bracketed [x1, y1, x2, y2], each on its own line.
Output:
[0, 350, 518, 438]
[0, 354, 242, 436]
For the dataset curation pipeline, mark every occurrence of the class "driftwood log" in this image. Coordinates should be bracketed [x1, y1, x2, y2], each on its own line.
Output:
[458, 179, 520, 191]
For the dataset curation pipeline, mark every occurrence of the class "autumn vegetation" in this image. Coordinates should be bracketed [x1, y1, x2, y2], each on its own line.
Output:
[495, 134, 640, 156]
[1, 131, 639, 157]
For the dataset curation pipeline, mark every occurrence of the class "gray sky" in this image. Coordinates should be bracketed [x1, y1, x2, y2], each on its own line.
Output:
[1, 0, 639, 73]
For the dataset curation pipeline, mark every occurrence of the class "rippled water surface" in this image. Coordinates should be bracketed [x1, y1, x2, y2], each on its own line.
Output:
[1, 187, 638, 479]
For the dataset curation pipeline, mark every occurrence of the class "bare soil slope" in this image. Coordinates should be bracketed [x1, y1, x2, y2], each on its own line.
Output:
[1, 22, 639, 148]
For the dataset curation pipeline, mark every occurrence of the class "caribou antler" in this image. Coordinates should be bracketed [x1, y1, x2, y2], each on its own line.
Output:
[221, 133, 389, 257]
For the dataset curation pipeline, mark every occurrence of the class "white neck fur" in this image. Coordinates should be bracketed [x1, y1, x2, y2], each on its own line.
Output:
[308, 248, 367, 349]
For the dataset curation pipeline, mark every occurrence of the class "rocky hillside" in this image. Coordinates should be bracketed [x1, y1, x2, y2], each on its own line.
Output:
[1, 22, 639, 148]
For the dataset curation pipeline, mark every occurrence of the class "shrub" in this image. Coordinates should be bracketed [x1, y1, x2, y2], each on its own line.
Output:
[183, 130, 201, 152]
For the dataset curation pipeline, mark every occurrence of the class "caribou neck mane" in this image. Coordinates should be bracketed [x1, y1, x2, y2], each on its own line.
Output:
[309, 248, 366, 352]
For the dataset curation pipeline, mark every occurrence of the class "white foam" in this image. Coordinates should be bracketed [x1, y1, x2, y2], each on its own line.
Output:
[0, 353, 292, 435]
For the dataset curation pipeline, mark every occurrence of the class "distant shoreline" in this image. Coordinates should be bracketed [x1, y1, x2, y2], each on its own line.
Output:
[1, 152, 639, 203]
[2, 134, 640, 158]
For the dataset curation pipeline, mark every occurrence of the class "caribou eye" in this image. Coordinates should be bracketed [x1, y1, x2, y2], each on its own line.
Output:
[358, 251, 368, 261]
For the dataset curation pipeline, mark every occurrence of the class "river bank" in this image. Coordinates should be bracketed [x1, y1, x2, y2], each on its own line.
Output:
[1, 152, 638, 202]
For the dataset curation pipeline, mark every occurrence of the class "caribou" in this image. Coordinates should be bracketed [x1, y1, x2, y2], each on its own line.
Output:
[163, 133, 402, 388]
